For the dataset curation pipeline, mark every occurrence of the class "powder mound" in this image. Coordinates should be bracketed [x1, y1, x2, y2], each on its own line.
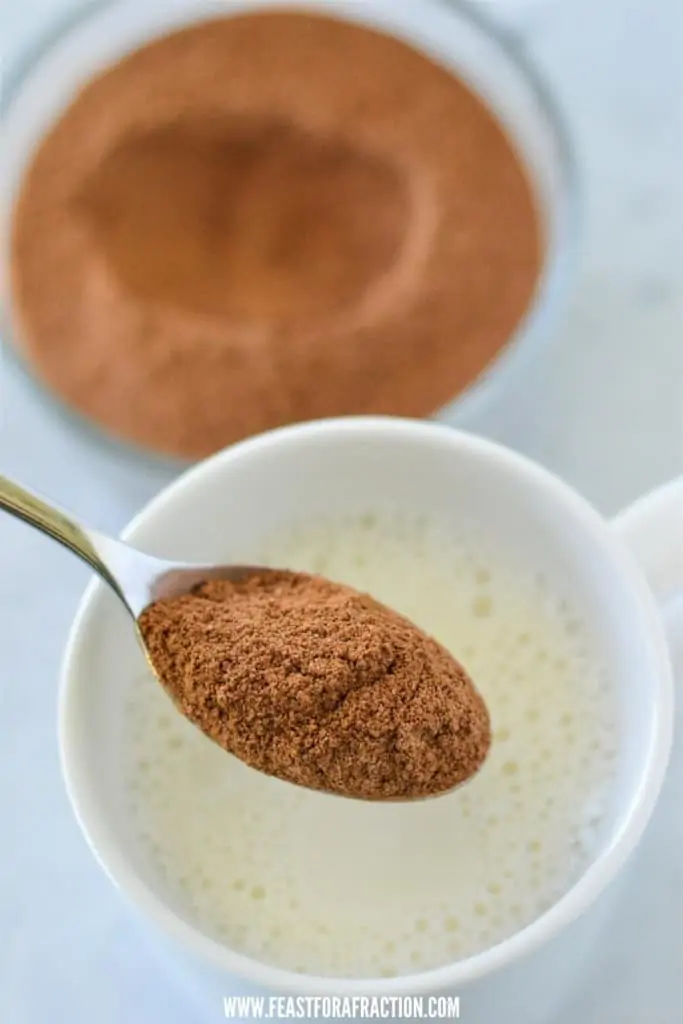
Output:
[10, 11, 540, 460]
[138, 570, 491, 800]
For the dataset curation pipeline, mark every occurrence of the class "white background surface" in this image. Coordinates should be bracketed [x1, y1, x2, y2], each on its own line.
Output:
[1, 1, 681, 1021]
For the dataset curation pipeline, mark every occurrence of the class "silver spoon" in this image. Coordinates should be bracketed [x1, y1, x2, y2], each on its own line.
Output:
[0, 474, 490, 801]
[0, 474, 258, 617]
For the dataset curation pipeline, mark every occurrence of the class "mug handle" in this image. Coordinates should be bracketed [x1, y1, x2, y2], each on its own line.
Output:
[612, 478, 683, 615]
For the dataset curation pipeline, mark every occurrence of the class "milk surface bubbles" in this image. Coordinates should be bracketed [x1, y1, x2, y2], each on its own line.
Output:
[124, 513, 616, 977]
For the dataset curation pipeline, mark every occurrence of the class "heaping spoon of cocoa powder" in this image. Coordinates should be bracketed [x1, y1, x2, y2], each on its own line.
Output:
[1, 475, 491, 800]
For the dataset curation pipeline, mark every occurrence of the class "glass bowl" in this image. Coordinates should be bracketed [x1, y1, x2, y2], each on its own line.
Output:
[0, 0, 579, 468]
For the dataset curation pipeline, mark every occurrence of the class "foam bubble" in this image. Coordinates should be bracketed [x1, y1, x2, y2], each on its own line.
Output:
[122, 511, 616, 978]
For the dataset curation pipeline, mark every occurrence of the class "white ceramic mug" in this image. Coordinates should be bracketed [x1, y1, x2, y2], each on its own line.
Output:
[59, 419, 677, 1023]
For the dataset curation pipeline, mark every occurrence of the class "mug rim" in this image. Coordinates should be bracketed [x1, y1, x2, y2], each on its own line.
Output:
[58, 418, 674, 995]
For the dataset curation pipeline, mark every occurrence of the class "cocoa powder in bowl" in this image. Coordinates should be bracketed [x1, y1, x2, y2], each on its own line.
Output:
[10, 10, 541, 459]
[138, 571, 491, 801]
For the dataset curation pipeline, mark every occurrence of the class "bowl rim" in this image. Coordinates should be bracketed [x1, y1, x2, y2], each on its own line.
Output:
[58, 417, 674, 995]
[0, 0, 580, 467]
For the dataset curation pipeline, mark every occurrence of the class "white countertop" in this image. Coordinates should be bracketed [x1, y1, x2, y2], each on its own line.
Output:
[1, 2, 681, 1022]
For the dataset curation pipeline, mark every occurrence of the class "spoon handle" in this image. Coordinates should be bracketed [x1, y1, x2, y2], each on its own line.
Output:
[0, 474, 127, 603]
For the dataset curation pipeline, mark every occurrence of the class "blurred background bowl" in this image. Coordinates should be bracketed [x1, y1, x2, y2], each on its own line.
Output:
[0, 0, 579, 466]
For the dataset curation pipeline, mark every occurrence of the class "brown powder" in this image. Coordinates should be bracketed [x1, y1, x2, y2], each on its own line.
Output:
[138, 570, 491, 801]
[10, 11, 541, 460]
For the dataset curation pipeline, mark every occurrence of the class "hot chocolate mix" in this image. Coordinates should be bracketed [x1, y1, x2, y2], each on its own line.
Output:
[10, 11, 541, 458]
[138, 570, 491, 801]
